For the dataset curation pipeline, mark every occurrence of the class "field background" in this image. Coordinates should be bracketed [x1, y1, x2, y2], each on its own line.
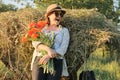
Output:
[78, 47, 120, 80]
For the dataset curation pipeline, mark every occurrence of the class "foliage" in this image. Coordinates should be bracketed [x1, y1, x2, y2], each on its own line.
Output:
[34, 0, 117, 21]
[4, 0, 118, 22]
[0, 2, 17, 12]
[78, 47, 120, 80]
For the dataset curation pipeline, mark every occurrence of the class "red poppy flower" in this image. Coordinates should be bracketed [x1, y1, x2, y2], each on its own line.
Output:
[21, 36, 27, 42]
[22, 21, 47, 43]
[37, 21, 47, 29]
[31, 33, 38, 39]
[28, 28, 40, 37]
[29, 22, 37, 28]
[28, 30, 34, 37]
[31, 28, 40, 32]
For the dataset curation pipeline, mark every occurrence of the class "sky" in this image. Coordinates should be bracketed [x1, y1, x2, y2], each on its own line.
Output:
[113, 0, 120, 11]
[1, 0, 36, 9]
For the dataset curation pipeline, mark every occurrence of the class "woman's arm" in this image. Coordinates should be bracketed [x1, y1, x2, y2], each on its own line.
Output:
[37, 44, 58, 64]
[32, 41, 57, 58]
[32, 41, 57, 64]
[55, 28, 70, 56]
[37, 44, 57, 58]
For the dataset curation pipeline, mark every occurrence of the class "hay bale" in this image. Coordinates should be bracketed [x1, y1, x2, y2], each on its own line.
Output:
[0, 8, 120, 80]
[63, 9, 120, 80]
[0, 8, 43, 80]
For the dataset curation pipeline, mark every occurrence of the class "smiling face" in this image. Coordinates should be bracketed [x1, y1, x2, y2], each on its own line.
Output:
[48, 11, 64, 26]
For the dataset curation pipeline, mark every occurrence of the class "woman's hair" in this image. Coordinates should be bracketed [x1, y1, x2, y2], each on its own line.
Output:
[46, 16, 50, 25]
[45, 4, 66, 25]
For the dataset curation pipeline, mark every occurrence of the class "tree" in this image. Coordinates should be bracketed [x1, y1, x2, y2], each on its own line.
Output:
[1, 0, 116, 21]
[34, 0, 117, 21]
[0, 2, 17, 12]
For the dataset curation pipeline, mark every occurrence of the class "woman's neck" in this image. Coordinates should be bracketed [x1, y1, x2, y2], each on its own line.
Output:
[46, 24, 61, 31]
[49, 24, 59, 27]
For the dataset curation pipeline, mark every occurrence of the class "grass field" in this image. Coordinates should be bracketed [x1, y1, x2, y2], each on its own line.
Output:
[77, 48, 120, 80]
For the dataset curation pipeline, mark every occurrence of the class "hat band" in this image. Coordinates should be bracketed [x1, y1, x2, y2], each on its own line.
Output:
[54, 6, 61, 9]
[51, 6, 61, 11]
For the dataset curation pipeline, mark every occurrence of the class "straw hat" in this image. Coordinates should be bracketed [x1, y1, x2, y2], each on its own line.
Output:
[45, 4, 66, 18]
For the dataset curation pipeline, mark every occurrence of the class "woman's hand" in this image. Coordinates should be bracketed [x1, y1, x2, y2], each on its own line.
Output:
[48, 48, 57, 58]
[39, 55, 50, 65]
[37, 44, 58, 58]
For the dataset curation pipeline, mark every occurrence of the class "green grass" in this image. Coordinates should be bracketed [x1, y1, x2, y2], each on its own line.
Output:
[0, 60, 14, 79]
[77, 48, 120, 80]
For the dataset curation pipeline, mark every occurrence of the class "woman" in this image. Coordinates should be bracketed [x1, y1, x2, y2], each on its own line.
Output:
[31, 4, 70, 80]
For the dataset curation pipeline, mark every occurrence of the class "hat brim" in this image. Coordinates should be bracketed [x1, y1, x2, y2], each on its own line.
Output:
[45, 9, 66, 18]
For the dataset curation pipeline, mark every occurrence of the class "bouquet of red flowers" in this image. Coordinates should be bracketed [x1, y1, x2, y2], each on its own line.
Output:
[22, 21, 46, 42]
[22, 21, 55, 74]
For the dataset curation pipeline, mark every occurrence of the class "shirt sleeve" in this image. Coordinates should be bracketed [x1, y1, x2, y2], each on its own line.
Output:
[32, 41, 41, 49]
[31, 41, 41, 70]
[55, 28, 70, 56]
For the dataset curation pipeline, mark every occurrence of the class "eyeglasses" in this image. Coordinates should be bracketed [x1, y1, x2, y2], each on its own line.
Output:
[54, 11, 64, 17]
